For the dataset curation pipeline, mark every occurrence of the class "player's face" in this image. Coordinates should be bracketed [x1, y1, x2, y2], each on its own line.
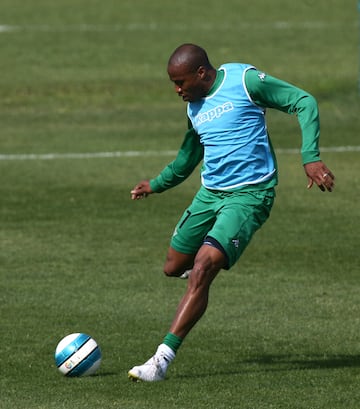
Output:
[167, 65, 207, 102]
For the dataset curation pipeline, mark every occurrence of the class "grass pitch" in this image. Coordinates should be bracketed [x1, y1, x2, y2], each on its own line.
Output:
[0, 1, 359, 408]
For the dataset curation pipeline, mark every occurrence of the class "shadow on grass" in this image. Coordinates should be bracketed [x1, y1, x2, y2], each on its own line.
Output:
[241, 354, 360, 371]
[174, 354, 360, 379]
[85, 371, 118, 378]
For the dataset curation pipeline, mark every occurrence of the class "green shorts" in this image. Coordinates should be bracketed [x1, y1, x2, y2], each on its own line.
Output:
[170, 186, 275, 269]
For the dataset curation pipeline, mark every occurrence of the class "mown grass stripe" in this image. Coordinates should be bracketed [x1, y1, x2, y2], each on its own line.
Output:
[0, 146, 359, 161]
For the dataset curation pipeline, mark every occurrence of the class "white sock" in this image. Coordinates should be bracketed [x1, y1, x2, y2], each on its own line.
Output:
[155, 344, 175, 371]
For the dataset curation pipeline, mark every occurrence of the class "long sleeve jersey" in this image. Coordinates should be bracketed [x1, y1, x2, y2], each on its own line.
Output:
[150, 66, 320, 193]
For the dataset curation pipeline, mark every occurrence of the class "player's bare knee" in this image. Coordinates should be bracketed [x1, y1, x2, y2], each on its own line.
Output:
[163, 264, 173, 277]
[163, 251, 195, 277]
[163, 260, 181, 277]
[189, 261, 214, 288]
[189, 252, 222, 287]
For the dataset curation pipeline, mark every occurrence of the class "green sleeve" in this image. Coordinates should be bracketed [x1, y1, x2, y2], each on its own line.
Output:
[245, 69, 320, 165]
[149, 127, 204, 193]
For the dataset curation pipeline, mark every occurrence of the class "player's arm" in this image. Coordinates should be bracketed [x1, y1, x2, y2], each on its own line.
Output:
[245, 69, 334, 192]
[150, 127, 203, 192]
[131, 128, 203, 199]
[245, 68, 320, 164]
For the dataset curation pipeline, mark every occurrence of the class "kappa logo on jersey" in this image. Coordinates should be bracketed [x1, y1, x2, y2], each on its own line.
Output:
[231, 239, 240, 248]
[258, 72, 266, 82]
[194, 101, 234, 127]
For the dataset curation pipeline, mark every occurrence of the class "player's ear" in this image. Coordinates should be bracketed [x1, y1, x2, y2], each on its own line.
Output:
[197, 66, 207, 79]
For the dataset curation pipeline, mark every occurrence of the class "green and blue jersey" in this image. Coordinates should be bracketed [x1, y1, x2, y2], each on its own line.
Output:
[150, 64, 321, 193]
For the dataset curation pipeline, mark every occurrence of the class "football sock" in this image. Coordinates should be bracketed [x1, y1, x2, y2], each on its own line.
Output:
[155, 334, 183, 373]
[155, 344, 175, 372]
[163, 332, 183, 354]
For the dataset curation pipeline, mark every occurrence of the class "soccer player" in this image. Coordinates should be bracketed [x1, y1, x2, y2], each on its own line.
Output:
[128, 43, 335, 382]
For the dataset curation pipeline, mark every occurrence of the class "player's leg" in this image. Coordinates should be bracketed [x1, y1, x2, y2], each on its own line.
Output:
[128, 190, 219, 381]
[168, 244, 226, 338]
[128, 244, 226, 382]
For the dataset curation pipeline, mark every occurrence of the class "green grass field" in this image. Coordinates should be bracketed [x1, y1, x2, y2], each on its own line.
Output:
[1, 1, 359, 408]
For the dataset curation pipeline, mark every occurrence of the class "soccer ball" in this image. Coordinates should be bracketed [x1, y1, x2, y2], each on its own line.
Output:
[55, 333, 102, 377]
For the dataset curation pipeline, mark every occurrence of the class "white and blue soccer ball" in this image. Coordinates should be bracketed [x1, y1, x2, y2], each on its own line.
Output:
[55, 333, 102, 377]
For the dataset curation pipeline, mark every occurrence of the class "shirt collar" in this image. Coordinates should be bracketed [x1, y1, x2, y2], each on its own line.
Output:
[207, 68, 225, 96]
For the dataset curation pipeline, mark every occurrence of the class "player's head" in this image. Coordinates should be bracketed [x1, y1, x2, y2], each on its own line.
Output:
[167, 44, 216, 102]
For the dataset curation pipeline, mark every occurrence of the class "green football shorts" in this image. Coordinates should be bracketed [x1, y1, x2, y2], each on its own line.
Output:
[170, 185, 275, 269]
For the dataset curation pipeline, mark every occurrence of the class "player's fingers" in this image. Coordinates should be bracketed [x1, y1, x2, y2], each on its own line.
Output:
[307, 177, 314, 189]
[321, 171, 335, 192]
[131, 189, 141, 200]
[131, 191, 148, 200]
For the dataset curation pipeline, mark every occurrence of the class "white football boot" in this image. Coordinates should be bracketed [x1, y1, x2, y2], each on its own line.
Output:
[128, 355, 167, 382]
[179, 269, 191, 279]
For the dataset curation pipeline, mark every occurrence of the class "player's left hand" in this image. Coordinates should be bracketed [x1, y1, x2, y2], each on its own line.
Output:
[304, 161, 335, 192]
[130, 180, 153, 200]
